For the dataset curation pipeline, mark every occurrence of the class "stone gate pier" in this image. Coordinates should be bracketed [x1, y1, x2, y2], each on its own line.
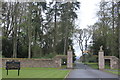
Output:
[67, 46, 73, 69]
[98, 46, 104, 70]
[98, 46, 120, 69]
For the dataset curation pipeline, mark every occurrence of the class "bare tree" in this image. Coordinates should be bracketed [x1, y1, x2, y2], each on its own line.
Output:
[74, 28, 91, 62]
[83, 28, 92, 50]
[75, 29, 85, 55]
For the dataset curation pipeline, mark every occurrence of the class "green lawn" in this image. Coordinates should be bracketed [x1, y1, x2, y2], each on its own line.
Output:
[86, 63, 98, 69]
[86, 62, 120, 75]
[105, 70, 120, 75]
[0, 68, 2, 79]
[2, 67, 70, 78]
[86, 62, 111, 69]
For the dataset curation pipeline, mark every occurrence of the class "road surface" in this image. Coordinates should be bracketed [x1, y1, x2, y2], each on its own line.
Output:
[66, 62, 119, 80]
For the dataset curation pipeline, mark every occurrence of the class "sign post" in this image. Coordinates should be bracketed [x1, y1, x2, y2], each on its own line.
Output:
[6, 60, 20, 76]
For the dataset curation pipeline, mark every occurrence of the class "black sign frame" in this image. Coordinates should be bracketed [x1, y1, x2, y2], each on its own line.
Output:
[6, 60, 20, 76]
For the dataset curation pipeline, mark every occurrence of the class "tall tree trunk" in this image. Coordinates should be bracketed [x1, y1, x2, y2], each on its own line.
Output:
[111, 2, 115, 56]
[63, 2, 70, 55]
[63, 37, 67, 55]
[117, 1, 120, 59]
[28, 22, 31, 58]
[53, 2, 57, 54]
[28, 3, 32, 58]
[28, 36, 31, 58]
[64, 22, 69, 55]
[13, 3, 19, 58]
[33, 30, 37, 57]
[85, 40, 87, 50]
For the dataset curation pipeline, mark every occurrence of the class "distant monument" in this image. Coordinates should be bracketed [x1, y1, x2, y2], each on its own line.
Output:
[67, 45, 73, 69]
[98, 45, 105, 70]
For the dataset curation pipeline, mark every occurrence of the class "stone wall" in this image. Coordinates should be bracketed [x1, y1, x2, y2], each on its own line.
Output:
[2, 58, 61, 68]
[104, 56, 120, 69]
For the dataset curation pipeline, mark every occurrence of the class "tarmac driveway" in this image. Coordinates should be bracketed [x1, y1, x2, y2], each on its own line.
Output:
[66, 62, 119, 80]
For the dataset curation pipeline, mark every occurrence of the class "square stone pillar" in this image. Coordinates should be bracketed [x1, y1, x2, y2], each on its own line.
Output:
[110, 59, 114, 69]
[98, 50, 105, 70]
[67, 50, 73, 69]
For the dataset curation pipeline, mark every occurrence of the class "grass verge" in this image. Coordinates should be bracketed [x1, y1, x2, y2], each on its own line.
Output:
[86, 62, 98, 69]
[86, 62, 120, 75]
[2, 67, 70, 78]
[86, 62, 111, 69]
[104, 70, 120, 75]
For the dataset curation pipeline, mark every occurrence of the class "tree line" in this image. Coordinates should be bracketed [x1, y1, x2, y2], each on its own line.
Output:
[90, 1, 119, 59]
[75, 1, 119, 62]
[2, 2, 80, 58]
[84, 1, 120, 62]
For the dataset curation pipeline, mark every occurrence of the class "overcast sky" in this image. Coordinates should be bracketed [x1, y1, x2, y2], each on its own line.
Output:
[73, 0, 101, 57]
